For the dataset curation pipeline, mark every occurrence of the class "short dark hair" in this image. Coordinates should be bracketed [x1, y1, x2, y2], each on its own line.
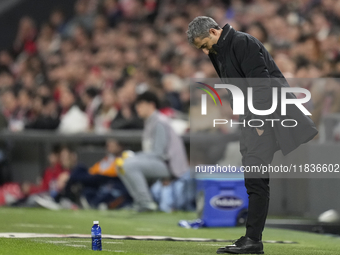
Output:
[41, 96, 54, 106]
[60, 144, 76, 153]
[135, 91, 160, 109]
[85, 87, 100, 98]
[187, 16, 221, 45]
[51, 144, 61, 154]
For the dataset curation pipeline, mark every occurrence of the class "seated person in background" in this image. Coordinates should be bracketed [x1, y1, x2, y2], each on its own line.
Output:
[1, 145, 67, 206]
[23, 145, 65, 198]
[82, 139, 131, 209]
[118, 91, 188, 212]
[37, 141, 130, 210]
[35, 145, 82, 209]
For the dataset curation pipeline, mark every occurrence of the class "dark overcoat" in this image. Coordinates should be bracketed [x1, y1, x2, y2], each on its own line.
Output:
[209, 24, 318, 155]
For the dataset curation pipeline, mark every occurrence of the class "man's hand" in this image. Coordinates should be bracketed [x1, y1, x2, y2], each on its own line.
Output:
[256, 128, 264, 136]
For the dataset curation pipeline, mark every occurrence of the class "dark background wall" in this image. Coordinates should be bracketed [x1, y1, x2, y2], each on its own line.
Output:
[0, 0, 77, 51]
[269, 143, 340, 218]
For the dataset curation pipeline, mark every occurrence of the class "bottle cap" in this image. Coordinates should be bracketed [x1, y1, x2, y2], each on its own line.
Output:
[93, 221, 99, 224]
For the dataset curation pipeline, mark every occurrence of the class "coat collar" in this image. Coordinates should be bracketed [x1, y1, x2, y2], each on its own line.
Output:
[211, 23, 234, 55]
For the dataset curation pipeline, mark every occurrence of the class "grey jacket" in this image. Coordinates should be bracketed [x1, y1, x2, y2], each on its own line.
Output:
[142, 111, 188, 178]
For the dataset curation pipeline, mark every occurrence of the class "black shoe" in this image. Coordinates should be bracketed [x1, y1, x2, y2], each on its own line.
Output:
[216, 236, 264, 254]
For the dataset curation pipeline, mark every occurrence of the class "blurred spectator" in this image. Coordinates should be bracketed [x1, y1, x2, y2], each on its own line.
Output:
[81, 87, 101, 129]
[37, 23, 61, 59]
[63, 0, 96, 38]
[245, 22, 268, 44]
[111, 81, 143, 129]
[0, 66, 15, 89]
[101, 0, 122, 27]
[1, 89, 25, 132]
[94, 88, 118, 133]
[49, 9, 67, 34]
[12, 17, 37, 57]
[311, 74, 340, 128]
[58, 86, 89, 133]
[25, 96, 60, 130]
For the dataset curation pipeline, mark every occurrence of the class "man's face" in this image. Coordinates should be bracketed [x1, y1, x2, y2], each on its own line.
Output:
[135, 101, 153, 119]
[193, 29, 221, 55]
[59, 88, 75, 109]
[106, 139, 121, 155]
[60, 149, 75, 169]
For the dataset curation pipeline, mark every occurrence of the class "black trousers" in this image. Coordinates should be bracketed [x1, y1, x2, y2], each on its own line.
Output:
[240, 124, 279, 241]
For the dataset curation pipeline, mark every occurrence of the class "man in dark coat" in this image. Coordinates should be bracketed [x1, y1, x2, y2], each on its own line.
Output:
[187, 16, 318, 254]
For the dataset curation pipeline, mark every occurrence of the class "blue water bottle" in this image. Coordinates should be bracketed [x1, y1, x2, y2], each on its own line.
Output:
[91, 221, 102, 251]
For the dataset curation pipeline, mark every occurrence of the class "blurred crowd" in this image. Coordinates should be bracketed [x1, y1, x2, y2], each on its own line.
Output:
[0, 0, 340, 134]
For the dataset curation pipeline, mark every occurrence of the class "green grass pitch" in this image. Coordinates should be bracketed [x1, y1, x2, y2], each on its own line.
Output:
[0, 207, 339, 254]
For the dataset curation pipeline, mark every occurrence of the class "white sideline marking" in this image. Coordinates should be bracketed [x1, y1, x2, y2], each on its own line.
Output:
[102, 249, 125, 252]
[65, 244, 87, 248]
[102, 250, 126, 253]
[135, 228, 153, 231]
[198, 244, 224, 246]
[45, 241, 69, 244]
[14, 224, 73, 229]
[68, 240, 90, 243]
[0, 233, 297, 244]
[71, 240, 123, 244]
[37, 239, 126, 252]
[0, 232, 219, 241]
